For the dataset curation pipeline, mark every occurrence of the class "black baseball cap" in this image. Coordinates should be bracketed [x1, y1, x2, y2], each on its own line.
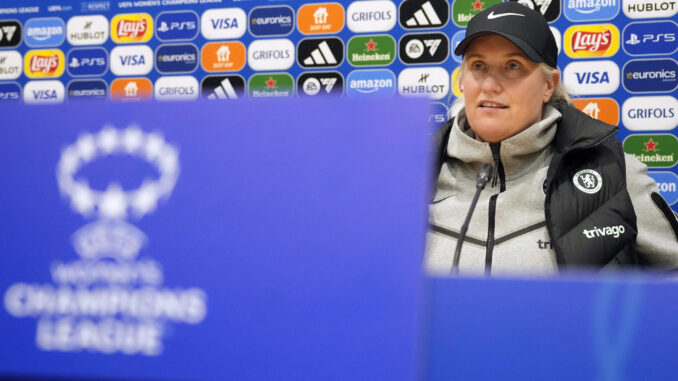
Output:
[454, 2, 558, 68]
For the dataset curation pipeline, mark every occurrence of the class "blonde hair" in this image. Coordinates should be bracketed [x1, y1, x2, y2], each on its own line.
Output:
[449, 58, 572, 115]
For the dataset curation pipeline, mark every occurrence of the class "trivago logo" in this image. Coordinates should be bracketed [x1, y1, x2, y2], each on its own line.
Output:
[248, 73, 294, 98]
[564, 0, 620, 21]
[572, 97, 619, 125]
[622, 58, 678, 93]
[623, 134, 678, 168]
[622, 96, 678, 131]
[346, 69, 396, 98]
[297, 3, 345, 35]
[347, 35, 396, 67]
[111, 13, 153, 43]
[451, 0, 500, 27]
[648, 171, 678, 205]
[24, 49, 65, 79]
[623, 21, 678, 56]
[564, 24, 620, 58]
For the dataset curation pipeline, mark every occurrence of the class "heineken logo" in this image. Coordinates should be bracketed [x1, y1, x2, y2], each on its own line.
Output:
[452, 0, 503, 26]
[248, 73, 294, 98]
[623, 134, 678, 168]
[347, 35, 396, 66]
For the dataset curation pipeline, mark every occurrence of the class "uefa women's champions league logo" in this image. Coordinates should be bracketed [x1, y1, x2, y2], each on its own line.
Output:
[56, 125, 179, 261]
[3, 125, 207, 356]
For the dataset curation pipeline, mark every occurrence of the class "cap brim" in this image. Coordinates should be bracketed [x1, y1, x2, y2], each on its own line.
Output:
[454, 31, 544, 64]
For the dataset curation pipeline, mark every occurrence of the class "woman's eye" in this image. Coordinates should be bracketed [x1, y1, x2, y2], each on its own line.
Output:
[507, 61, 522, 70]
[471, 62, 485, 70]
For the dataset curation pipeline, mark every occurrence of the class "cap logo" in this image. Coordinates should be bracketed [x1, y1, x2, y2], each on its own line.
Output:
[486, 11, 525, 19]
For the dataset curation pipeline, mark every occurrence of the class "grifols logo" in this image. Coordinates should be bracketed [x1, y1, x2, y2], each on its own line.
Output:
[565, 24, 620, 58]
[112, 13, 153, 43]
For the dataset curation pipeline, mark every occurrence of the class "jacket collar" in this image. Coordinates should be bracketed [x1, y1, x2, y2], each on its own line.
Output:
[551, 100, 619, 154]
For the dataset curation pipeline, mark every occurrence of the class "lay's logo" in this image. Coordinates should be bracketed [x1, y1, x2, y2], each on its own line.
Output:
[24, 49, 65, 78]
[565, 24, 620, 58]
[111, 13, 153, 43]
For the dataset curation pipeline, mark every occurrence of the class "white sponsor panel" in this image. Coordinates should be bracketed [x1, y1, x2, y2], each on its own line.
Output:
[110, 45, 153, 76]
[623, 0, 678, 18]
[201, 8, 247, 40]
[154, 76, 199, 101]
[563, 60, 620, 95]
[622, 96, 678, 131]
[66, 15, 109, 45]
[23, 80, 65, 104]
[550, 26, 562, 53]
[248, 38, 295, 71]
[0, 51, 22, 80]
[398, 67, 449, 100]
[347, 1, 397, 33]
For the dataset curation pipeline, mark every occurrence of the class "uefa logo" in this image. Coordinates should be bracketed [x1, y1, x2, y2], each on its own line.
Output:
[156, 10, 199, 41]
[622, 58, 678, 93]
[67, 47, 108, 77]
[346, 69, 396, 98]
[249, 5, 295, 37]
[24, 17, 66, 48]
[622, 21, 678, 56]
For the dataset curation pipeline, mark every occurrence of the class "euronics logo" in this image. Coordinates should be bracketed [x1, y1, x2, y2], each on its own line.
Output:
[623, 134, 678, 168]
[248, 73, 294, 98]
[249, 5, 295, 37]
[347, 35, 396, 67]
[622, 58, 678, 93]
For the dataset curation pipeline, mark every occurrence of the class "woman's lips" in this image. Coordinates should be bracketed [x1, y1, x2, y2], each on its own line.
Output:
[478, 101, 508, 109]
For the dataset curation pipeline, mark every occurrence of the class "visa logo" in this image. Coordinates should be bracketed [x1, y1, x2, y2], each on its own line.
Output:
[119, 55, 146, 66]
[32, 89, 58, 100]
[210, 18, 239, 29]
[575, 71, 610, 84]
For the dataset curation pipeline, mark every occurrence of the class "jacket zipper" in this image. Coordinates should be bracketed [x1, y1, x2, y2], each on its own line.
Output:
[486, 143, 506, 275]
[543, 129, 618, 270]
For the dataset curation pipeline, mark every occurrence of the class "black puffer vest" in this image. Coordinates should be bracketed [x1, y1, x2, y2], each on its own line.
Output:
[432, 101, 639, 269]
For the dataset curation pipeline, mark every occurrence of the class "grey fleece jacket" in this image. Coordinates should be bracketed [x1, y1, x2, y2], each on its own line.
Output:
[425, 105, 678, 277]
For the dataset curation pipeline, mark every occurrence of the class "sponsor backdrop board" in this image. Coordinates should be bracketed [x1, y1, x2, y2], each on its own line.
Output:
[0, 0, 675, 209]
[0, 99, 430, 380]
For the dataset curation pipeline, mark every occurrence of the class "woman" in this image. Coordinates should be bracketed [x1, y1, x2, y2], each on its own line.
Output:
[425, 2, 678, 276]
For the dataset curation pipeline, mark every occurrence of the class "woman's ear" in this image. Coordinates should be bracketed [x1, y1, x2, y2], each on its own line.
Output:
[543, 70, 559, 103]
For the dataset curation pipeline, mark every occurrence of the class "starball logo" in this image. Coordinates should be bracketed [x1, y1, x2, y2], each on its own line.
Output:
[24, 49, 65, 78]
[111, 13, 153, 43]
[564, 24, 620, 58]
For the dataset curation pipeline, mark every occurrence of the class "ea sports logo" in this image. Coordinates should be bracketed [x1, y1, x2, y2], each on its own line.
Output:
[573, 169, 603, 194]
